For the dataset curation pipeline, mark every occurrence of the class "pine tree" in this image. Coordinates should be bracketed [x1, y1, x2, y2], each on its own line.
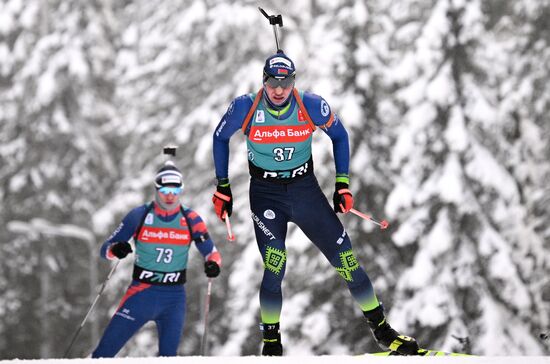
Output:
[0, 0, 121, 358]
[383, 0, 548, 355]
[0, 0, 548, 358]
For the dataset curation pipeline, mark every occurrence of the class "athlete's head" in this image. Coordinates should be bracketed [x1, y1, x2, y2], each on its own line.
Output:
[263, 51, 296, 106]
[154, 161, 183, 210]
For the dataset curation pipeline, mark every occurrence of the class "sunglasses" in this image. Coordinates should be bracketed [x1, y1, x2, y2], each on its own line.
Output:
[158, 186, 183, 195]
[264, 76, 295, 89]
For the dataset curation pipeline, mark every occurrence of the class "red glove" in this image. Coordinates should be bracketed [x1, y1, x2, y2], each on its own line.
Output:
[333, 182, 354, 213]
[212, 182, 232, 221]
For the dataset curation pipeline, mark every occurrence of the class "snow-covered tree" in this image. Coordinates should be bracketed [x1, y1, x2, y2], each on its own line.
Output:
[383, 0, 548, 355]
[0, 0, 121, 358]
[0, 0, 548, 359]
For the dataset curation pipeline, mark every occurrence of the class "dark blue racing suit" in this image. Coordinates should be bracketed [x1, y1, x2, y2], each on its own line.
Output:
[92, 203, 219, 357]
[213, 88, 380, 324]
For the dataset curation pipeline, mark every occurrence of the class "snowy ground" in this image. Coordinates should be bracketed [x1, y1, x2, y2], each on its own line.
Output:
[1, 356, 549, 364]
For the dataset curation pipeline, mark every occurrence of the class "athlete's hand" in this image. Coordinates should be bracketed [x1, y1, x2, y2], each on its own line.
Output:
[204, 251, 222, 278]
[333, 182, 354, 213]
[204, 261, 220, 278]
[109, 241, 133, 259]
[212, 180, 232, 221]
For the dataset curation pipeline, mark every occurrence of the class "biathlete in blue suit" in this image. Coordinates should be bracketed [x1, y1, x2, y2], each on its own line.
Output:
[92, 161, 222, 358]
[212, 51, 419, 356]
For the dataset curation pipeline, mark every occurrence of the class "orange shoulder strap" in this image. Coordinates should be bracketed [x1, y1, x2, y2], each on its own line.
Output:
[294, 89, 336, 130]
[292, 88, 316, 132]
[241, 88, 264, 134]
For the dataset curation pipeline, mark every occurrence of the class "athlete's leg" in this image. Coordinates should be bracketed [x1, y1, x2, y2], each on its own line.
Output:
[294, 186, 420, 355]
[155, 287, 186, 356]
[92, 282, 154, 358]
[290, 176, 380, 312]
[250, 180, 293, 356]
[249, 179, 290, 324]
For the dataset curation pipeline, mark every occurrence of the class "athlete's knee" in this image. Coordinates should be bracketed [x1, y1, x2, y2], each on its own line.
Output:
[329, 248, 365, 284]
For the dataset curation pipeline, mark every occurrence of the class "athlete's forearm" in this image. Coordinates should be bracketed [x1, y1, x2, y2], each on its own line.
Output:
[213, 136, 231, 179]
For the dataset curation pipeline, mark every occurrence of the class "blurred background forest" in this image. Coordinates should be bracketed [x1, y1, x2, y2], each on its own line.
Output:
[0, 0, 549, 359]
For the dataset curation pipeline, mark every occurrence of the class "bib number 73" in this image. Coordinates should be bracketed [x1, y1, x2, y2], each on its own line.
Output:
[155, 248, 173, 263]
[273, 147, 295, 161]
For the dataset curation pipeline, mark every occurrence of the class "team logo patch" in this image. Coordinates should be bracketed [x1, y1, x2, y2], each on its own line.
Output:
[264, 209, 276, 219]
[161, 175, 182, 185]
[264, 246, 286, 275]
[270, 57, 292, 68]
[277, 69, 289, 75]
[216, 119, 227, 137]
[138, 227, 190, 245]
[340, 250, 359, 271]
[298, 109, 306, 122]
[320, 100, 330, 117]
[248, 149, 255, 161]
[256, 110, 265, 123]
[115, 308, 135, 321]
[227, 101, 235, 115]
[249, 124, 312, 144]
[145, 213, 154, 225]
[335, 249, 359, 282]
[251, 212, 276, 241]
[336, 230, 346, 245]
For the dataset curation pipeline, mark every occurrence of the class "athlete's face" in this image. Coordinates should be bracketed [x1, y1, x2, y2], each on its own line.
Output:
[264, 82, 294, 106]
[156, 186, 182, 207]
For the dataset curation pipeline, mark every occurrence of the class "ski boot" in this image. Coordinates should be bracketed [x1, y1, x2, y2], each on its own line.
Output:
[363, 305, 419, 355]
[261, 322, 283, 356]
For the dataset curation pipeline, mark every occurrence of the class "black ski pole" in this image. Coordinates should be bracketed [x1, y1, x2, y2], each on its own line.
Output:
[64, 261, 120, 358]
[200, 278, 213, 356]
[258, 7, 283, 52]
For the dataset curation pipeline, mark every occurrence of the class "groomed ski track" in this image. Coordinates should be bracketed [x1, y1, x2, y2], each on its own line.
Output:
[1, 356, 548, 364]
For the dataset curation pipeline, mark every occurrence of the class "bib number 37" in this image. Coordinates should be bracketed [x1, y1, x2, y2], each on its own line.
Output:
[273, 147, 294, 161]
